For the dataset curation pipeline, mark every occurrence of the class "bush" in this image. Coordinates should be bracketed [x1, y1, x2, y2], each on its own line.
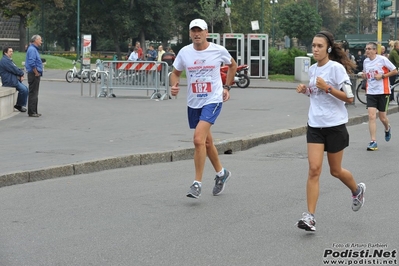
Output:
[269, 47, 311, 75]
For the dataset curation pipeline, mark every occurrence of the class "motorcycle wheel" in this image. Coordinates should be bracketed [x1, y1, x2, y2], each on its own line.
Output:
[236, 74, 250, 88]
[90, 70, 99, 82]
[82, 72, 90, 83]
[65, 70, 74, 83]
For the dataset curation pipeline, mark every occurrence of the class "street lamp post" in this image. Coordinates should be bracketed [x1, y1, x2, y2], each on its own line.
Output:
[41, 0, 44, 53]
[357, 0, 360, 34]
[77, 0, 80, 60]
[395, 0, 398, 39]
[261, 0, 264, 33]
[222, 0, 233, 33]
[270, 0, 278, 47]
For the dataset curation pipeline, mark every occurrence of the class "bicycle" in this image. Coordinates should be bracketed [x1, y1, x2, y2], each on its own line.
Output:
[355, 75, 399, 105]
[355, 78, 367, 105]
[65, 60, 91, 83]
[89, 61, 101, 83]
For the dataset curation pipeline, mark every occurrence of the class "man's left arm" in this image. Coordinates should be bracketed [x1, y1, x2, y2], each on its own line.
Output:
[224, 57, 238, 87]
[376, 59, 398, 80]
[222, 57, 237, 102]
[381, 66, 398, 80]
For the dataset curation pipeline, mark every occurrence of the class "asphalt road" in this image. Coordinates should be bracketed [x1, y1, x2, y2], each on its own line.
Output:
[2, 78, 394, 184]
[0, 119, 398, 266]
[1, 74, 397, 265]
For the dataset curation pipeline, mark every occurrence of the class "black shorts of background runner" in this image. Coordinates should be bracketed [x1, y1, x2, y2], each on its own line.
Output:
[366, 94, 390, 112]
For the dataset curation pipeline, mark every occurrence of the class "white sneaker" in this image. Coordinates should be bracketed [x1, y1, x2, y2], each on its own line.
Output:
[352, 183, 366, 212]
[296, 212, 316, 231]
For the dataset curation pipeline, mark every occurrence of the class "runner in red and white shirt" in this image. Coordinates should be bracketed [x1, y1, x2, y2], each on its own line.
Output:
[170, 19, 237, 199]
[362, 42, 397, 151]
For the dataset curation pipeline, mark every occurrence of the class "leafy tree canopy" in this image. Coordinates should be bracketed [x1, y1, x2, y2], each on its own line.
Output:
[277, 1, 322, 46]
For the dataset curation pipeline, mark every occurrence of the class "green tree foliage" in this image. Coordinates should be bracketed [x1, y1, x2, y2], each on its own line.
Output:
[169, 0, 203, 47]
[29, 0, 177, 57]
[335, 0, 375, 35]
[130, 0, 175, 48]
[0, 0, 63, 51]
[195, 0, 225, 33]
[82, 0, 135, 56]
[277, 1, 322, 47]
[20, 0, 338, 54]
[30, 1, 75, 51]
[228, 0, 261, 33]
[5, 0, 376, 59]
[303, 0, 341, 33]
[269, 47, 307, 75]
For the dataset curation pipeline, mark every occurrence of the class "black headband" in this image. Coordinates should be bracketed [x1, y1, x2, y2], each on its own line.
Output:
[317, 32, 333, 48]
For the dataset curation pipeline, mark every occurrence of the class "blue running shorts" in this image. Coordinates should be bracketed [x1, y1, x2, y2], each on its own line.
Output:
[187, 102, 222, 129]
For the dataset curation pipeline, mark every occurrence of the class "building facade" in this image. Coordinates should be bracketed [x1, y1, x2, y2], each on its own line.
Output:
[0, 15, 20, 52]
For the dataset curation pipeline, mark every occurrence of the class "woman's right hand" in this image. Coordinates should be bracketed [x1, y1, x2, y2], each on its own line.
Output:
[296, 84, 307, 94]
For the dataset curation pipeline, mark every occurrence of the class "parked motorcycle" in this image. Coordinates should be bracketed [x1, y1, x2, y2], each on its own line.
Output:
[65, 60, 91, 83]
[221, 64, 250, 88]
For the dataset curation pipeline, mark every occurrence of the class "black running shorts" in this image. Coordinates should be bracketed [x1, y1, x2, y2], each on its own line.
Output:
[306, 124, 349, 153]
[366, 94, 390, 112]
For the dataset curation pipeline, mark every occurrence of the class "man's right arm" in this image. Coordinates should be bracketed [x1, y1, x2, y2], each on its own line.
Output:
[3, 59, 24, 77]
[170, 69, 181, 86]
[26, 49, 39, 75]
[170, 69, 182, 96]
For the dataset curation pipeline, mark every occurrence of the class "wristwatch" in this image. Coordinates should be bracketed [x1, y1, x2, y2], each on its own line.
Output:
[382, 74, 385, 79]
[327, 87, 332, 93]
[223, 85, 231, 91]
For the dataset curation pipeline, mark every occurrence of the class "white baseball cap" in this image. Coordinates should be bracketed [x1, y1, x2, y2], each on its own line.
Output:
[189, 19, 208, 30]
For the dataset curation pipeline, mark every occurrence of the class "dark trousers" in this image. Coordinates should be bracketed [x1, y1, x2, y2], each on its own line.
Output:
[28, 72, 41, 115]
[389, 75, 396, 101]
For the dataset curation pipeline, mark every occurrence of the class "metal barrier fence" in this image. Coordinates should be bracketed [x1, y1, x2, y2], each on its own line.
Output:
[85, 60, 171, 100]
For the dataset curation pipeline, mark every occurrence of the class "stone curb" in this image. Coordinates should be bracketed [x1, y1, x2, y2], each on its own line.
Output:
[4, 107, 398, 188]
[0, 128, 305, 188]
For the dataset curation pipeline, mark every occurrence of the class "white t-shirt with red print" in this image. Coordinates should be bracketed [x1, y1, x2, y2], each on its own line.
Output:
[363, 55, 396, 95]
[173, 42, 232, 109]
[307, 60, 351, 128]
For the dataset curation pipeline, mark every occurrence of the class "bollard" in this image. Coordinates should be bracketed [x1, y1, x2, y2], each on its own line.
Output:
[89, 73, 92, 97]
[80, 76, 83, 96]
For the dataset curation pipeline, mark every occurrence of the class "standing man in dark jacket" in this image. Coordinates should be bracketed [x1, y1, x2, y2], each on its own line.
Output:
[25, 35, 43, 117]
[0, 47, 28, 112]
[161, 47, 176, 72]
[160, 47, 175, 84]
[355, 50, 365, 74]
[146, 45, 157, 61]
[388, 41, 399, 102]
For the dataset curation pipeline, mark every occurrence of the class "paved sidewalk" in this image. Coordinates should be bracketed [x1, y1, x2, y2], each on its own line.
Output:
[1, 69, 397, 187]
[41, 68, 299, 89]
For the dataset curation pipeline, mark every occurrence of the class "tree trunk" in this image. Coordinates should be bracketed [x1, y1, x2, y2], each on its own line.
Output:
[139, 30, 148, 60]
[139, 30, 146, 55]
[63, 38, 70, 51]
[111, 30, 121, 59]
[19, 15, 27, 52]
[114, 40, 121, 59]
